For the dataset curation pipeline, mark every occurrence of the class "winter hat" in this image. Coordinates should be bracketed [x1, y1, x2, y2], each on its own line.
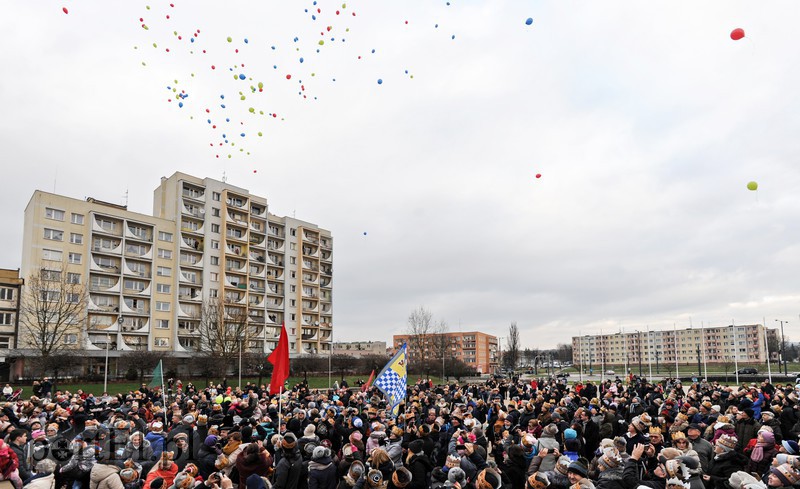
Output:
[729, 472, 760, 489]
[771, 463, 800, 487]
[716, 434, 738, 452]
[527, 472, 550, 489]
[390, 426, 404, 439]
[366, 469, 385, 488]
[173, 472, 194, 489]
[596, 448, 622, 472]
[613, 437, 627, 453]
[759, 431, 776, 445]
[564, 429, 577, 440]
[476, 469, 502, 489]
[782, 440, 800, 455]
[350, 431, 363, 442]
[666, 478, 690, 489]
[659, 448, 683, 461]
[446, 455, 462, 469]
[714, 416, 731, 429]
[150, 422, 164, 433]
[282, 432, 297, 450]
[204, 435, 218, 447]
[353, 418, 363, 428]
[182, 414, 195, 426]
[304, 424, 316, 437]
[632, 413, 652, 432]
[159, 451, 174, 470]
[567, 457, 589, 478]
[31, 430, 45, 440]
[348, 460, 366, 481]
[408, 439, 424, 454]
[392, 467, 413, 489]
[555, 456, 571, 475]
[312, 446, 329, 460]
[448, 467, 467, 486]
[543, 424, 559, 437]
[150, 478, 165, 489]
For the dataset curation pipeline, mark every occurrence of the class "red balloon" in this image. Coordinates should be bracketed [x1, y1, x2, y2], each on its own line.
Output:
[535, 173, 541, 179]
[730, 28, 745, 40]
[62, 7, 68, 14]
[286, 74, 291, 80]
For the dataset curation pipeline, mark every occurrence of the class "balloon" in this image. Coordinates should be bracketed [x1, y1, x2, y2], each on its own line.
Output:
[525, 17, 533, 25]
[286, 74, 291, 79]
[377, 79, 383, 84]
[535, 174, 541, 179]
[62, 7, 68, 14]
[747, 181, 758, 191]
[363, 232, 367, 236]
[227, 36, 233, 42]
[730, 28, 745, 40]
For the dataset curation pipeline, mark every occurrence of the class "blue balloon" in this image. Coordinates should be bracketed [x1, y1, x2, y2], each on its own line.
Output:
[363, 232, 367, 235]
[525, 17, 533, 25]
[377, 79, 383, 84]
[178, 102, 183, 108]
[244, 38, 249, 43]
[299, 57, 304, 63]
[239, 74, 246, 80]
[240, 133, 245, 137]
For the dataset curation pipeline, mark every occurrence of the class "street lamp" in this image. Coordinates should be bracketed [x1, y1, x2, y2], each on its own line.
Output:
[634, 330, 643, 377]
[103, 332, 110, 394]
[775, 319, 789, 375]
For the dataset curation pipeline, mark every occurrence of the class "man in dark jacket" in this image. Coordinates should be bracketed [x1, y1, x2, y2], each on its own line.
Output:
[579, 409, 600, 459]
[274, 433, 306, 489]
[308, 446, 337, 489]
[9, 429, 32, 481]
[733, 409, 760, 450]
[406, 440, 434, 489]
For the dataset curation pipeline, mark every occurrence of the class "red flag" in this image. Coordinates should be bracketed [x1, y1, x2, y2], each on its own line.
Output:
[362, 369, 376, 392]
[268, 324, 290, 395]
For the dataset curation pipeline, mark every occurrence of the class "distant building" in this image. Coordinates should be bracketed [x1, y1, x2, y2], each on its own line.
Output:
[333, 341, 387, 357]
[0, 269, 23, 381]
[392, 331, 498, 374]
[572, 324, 779, 368]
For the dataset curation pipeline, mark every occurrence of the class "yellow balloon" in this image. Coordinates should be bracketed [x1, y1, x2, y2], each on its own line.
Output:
[747, 181, 758, 191]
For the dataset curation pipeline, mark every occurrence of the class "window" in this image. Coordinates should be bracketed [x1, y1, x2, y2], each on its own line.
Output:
[41, 269, 62, 281]
[157, 284, 171, 294]
[71, 213, 84, 225]
[158, 231, 173, 242]
[0, 313, 12, 325]
[290, 313, 296, 321]
[158, 248, 172, 259]
[44, 228, 63, 241]
[156, 302, 170, 312]
[209, 289, 218, 298]
[46, 208, 65, 221]
[210, 272, 218, 282]
[290, 243, 297, 251]
[290, 228, 296, 236]
[211, 224, 220, 233]
[66, 272, 81, 284]
[157, 266, 171, 277]
[290, 299, 296, 306]
[68, 252, 82, 264]
[290, 257, 296, 265]
[41, 290, 60, 301]
[290, 285, 296, 292]
[155, 338, 170, 347]
[123, 279, 145, 291]
[0, 337, 10, 349]
[96, 218, 117, 232]
[126, 243, 147, 255]
[212, 208, 220, 217]
[42, 249, 63, 261]
[210, 257, 219, 265]
[157, 319, 169, 329]
[66, 293, 80, 303]
[0, 288, 13, 301]
[212, 192, 221, 201]
[64, 334, 78, 345]
[211, 240, 220, 250]
[290, 271, 296, 279]
[70, 233, 83, 244]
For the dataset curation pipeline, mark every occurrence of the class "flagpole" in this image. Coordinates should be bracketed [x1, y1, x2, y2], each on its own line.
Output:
[702, 321, 708, 380]
[160, 359, 166, 407]
[674, 323, 679, 380]
[278, 386, 283, 424]
[763, 319, 772, 384]
[647, 325, 652, 381]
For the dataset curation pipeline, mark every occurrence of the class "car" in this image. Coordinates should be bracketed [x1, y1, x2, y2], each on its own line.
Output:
[737, 368, 758, 375]
[605, 370, 615, 375]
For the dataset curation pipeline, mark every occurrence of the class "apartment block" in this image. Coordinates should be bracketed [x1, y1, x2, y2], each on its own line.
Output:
[392, 331, 498, 374]
[572, 324, 778, 367]
[17, 172, 332, 370]
[333, 341, 387, 358]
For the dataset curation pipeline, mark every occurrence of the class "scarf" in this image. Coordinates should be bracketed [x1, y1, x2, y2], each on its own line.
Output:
[750, 433, 774, 463]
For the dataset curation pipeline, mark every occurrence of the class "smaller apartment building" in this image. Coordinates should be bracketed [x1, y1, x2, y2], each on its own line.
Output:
[393, 331, 498, 374]
[332, 341, 387, 358]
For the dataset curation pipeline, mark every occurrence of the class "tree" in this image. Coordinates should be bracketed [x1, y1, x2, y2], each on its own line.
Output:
[196, 296, 256, 377]
[504, 322, 521, 370]
[19, 261, 89, 376]
[120, 350, 170, 382]
[405, 306, 447, 379]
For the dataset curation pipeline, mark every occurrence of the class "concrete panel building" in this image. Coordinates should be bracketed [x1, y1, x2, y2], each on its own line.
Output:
[392, 331, 498, 374]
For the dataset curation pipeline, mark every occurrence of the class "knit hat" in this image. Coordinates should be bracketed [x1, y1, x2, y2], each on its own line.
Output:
[527, 472, 550, 489]
[204, 435, 218, 447]
[564, 429, 577, 440]
[596, 448, 622, 472]
[304, 424, 316, 437]
[350, 431, 363, 442]
[120, 468, 139, 484]
[567, 457, 589, 478]
[348, 460, 366, 481]
[353, 418, 363, 428]
[282, 432, 297, 450]
[150, 478, 164, 489]
[666, 478, 690, 489]
[182, 414, 195, 425]
[555, 456, 571, 475]
[151, 421, 164, 433]
[476, 469, 502, 489]
[770, 463, 800, 486]
[782, 440, 800, 455]
[729, 472, 760, 489]
[448, 467, 467, 486]
[173, 472, 193, 489]
[659, 448, 683, 461]
[31, 430, 46, 440]
[716, 434, 737, 452]
[312, 446, 329, 460]
[446, 455, 462, 469]
[408, 439, 424, 454]
[543, 424, 559, 437]
[392, 467, 413, 489]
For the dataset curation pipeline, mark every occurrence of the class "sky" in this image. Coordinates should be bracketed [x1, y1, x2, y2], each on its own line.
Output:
[1, 1, 800, 349]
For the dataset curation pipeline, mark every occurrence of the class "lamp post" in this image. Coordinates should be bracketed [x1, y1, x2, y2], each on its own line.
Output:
[775, 319, 788, 375]
[238, 338, 243, 389]
[634, 330, 643, 377]
[103, 332, 110, 394]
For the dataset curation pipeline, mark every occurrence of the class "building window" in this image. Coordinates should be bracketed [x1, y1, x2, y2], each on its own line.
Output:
[44, 228, 63, 241]
[158, 248, 172, 259]
[290, 285, 296, 292]
[211, 240, 219, 249]
[46, 208, 65, 221]
[290, 271, 296, 279]
[156, 284, 171, 294]
[157, 266, 171, 277]
[290, 299, 296, 306]
[210, 257, 219, 265]
[156, 302, 170, 311]
[0, 337, 11, 349]
[66, 272, 81, 284]
[66, 293, 80, 303]
[211, 224, 220, 233]
[212, 208, 220, 217]
[290, 243, 297, 251]
[64, 334, 78, 345]
[70, 213, 84, 225]
[41, 290, 60, 301]
[0, 313, 12, 326]
[70, 233, 83, 245]
[210, 272, 218, 282]
[209, 289, 218, 297]
[155, 338, 169, 347]
[41, 269, 62, 281]
[290, 313, 296, 321]
[42, 249, 63, 261]
[157, 319, 169, 329]
[290, 228, 296, 236]
[158, 231, 173, 242]
[68, 252, 82, 264]
[212, 192, 221, 201]
[0, 289, 13, 301]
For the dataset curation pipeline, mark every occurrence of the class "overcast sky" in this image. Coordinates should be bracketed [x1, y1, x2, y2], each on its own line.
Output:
[2, 2, 799, 349]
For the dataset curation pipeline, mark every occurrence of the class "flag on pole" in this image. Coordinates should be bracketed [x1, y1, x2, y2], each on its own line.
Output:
[374, 343, 408, 415]
[362, 369, 376, 392]
[148, 360, 163, 388]
[268, 324, 290, 395]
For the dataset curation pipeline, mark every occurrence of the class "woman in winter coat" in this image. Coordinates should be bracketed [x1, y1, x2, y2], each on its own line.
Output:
[89, 463, 124, 489]
[235, 442, 272, 489]
[143, 453, 178, 489]
[121, 433, 154, 470]
[593, 448, 625, 489]
[703, 436, 748, 489]
[745, 430, 779, 475]
[308, 446, 337, 489]
[144, 423, 166, 461]
[0, 439, 22, 489]
[368, 449, 395, 482]
[405, 440, 434, 489]
[500, 445, 528, 489]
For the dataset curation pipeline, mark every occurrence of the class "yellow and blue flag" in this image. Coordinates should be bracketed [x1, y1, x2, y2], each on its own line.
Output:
[374, 343, 408, 415]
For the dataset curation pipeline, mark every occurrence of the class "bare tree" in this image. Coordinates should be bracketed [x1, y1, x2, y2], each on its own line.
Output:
[405, 307, 447, 379]
[196, 296, 255, 376]
[120, 350, 171, 381]
[505, 322, 521, 370]
[19, 261, 89, 375]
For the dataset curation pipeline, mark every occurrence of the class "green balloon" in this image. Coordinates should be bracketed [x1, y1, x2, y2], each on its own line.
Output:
[747, 181, 758, 191]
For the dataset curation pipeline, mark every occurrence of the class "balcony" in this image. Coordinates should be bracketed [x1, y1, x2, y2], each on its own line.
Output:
[91, 259, 121, 274]
[320, 277, 332, 288]
[92, 217, 124, 237]
[181, 236, 203, 251]
[182, 200, 206, 217]
[122, 335, 148, 351]
[178, 303, 201, 318]
[267, 269, 284, 281]
[302, 232, 319, 244]
[302, 245, 319, 257]
[320, 267, 332, 276]
[268, 254, 284, 267]
[126, 225, 153, 242]
[120, 318, 149, 333]
[89, 278, 121, 293]
[182, 185, 205, 202]
[249, 314, 266, 324]
[92, 240, 123, 255]
[226, 229, 247, 243]
[251, 204, 267, 217]
[320, 250, 332, 262]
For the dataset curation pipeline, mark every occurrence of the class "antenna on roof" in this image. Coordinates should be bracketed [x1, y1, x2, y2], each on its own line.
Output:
[124, 188, 129, 207]
[53, 167, 58, 193]
[222, 171, 227, 183]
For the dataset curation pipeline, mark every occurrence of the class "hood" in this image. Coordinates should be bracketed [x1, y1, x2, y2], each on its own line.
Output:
[309, 458, 333, 470]
[90, 463, 120, 484]
[127, 438, 152, 449]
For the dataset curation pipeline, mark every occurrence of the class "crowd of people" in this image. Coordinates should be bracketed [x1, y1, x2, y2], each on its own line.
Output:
[0, 374, 798, 489]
